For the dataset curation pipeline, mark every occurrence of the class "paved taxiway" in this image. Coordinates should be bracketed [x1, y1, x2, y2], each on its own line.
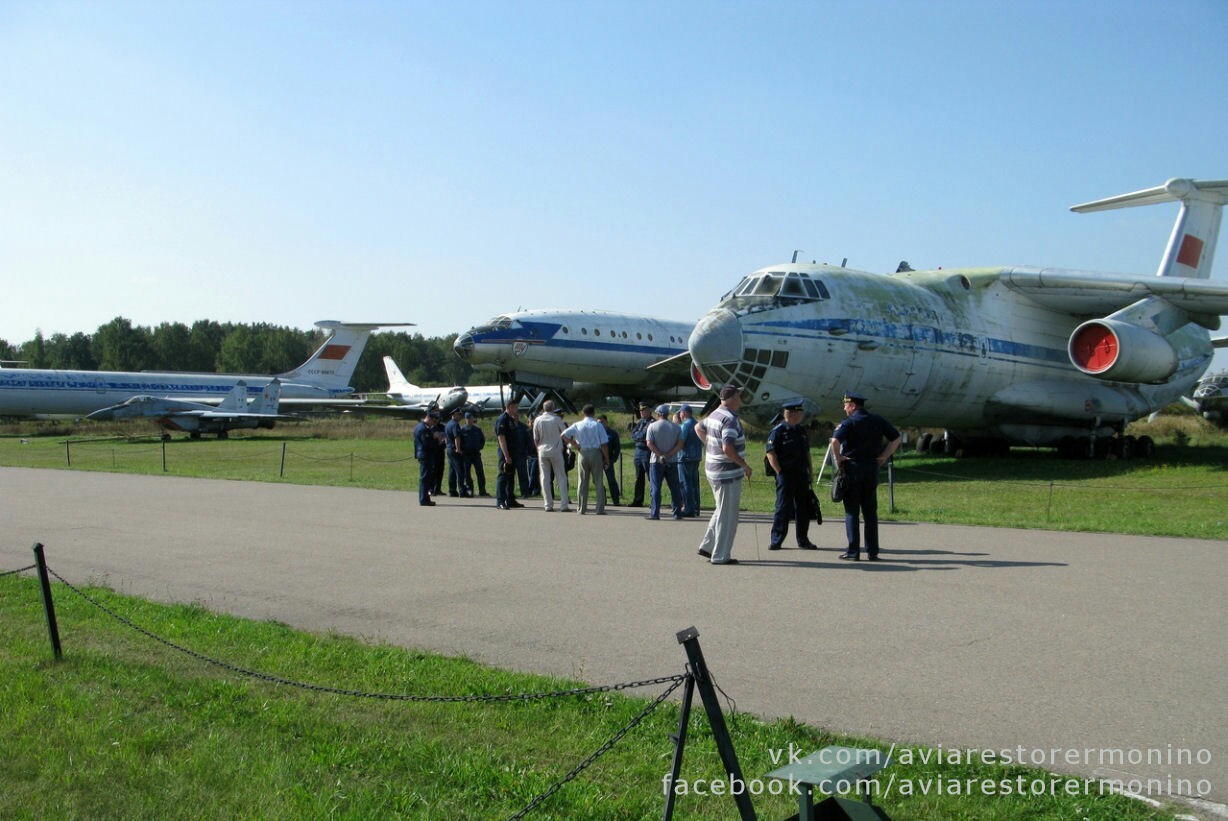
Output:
[3, 467, 1225, 808]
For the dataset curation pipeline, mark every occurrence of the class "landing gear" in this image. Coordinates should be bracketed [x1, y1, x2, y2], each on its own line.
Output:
[916, 432, 934, 454]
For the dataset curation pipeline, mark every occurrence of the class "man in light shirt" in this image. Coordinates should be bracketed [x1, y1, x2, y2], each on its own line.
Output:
[697, 384, 752, 565]
[562, 404, 610, 515]
[532, 400, 570, 512]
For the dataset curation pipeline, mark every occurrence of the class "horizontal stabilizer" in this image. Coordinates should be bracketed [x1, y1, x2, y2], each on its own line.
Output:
[1070, 178, 1228, 213]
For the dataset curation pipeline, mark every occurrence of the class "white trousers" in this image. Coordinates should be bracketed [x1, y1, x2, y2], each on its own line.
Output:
[538, 447, 569, 511]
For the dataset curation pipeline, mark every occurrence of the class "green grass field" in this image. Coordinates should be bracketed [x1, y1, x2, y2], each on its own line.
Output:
[0, 573, 1178, 819]
[2, 413, 1225, 539]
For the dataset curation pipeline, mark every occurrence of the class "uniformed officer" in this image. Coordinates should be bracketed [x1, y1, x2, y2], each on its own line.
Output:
[413, 409, 441, 506]
[765, 398, 818, 550]
[444, 409, 466, 497]
[628, 402, 653, 506]
[830, 391, 902, 560]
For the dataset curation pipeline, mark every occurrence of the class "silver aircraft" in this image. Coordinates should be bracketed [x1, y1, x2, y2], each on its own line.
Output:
[87, 378, 293, 439]
[685, 178, 1228, 457]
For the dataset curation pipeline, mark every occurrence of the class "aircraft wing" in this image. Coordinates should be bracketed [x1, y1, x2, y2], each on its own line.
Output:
[644, 349, 696, 374]
[1002, 268, 1228, 321]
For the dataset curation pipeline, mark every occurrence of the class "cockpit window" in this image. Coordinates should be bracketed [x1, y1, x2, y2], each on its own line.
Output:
[478, 315, 514, 332]
[718, 271, 828, 312]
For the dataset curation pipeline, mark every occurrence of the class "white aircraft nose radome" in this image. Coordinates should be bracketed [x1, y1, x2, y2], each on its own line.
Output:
[689, 308, 743, 367]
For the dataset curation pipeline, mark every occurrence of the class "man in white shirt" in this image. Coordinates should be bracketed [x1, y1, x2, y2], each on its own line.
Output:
[562, 404, 610, 515]
[532, 400, 570, 512]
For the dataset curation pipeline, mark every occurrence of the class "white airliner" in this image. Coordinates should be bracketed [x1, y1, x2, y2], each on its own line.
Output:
[685, 177, 1228, 457]
[0, 321, 407, 419]
[86, 378, 293, 439]
[452, 309, 705, 406]
[378, 356, 538, 416]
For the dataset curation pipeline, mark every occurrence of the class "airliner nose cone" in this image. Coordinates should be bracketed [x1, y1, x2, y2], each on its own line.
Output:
[453, 332, 474, 360]
[688, 309, 743, 366]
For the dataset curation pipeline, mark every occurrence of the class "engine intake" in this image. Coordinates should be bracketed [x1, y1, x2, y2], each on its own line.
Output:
[1068, 320, 1178, 383]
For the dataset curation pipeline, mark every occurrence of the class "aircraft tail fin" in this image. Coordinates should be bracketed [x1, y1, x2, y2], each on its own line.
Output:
[252, 378, 281, 414]
[1071, 178, 1228, 280]
[383, 355, 418, 393]
[217, 380, 249, 412]
[278, 322, 413, 392]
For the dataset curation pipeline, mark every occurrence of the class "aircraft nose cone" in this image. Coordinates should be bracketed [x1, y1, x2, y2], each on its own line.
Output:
[453, 332, 474, 361]
[688, 309, 743, 367]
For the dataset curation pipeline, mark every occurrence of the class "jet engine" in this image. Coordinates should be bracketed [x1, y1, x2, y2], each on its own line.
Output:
[1067, 319, 1178, 383]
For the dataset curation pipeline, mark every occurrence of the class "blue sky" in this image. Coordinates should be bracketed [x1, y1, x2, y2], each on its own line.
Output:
[2, 1, 1226, 367]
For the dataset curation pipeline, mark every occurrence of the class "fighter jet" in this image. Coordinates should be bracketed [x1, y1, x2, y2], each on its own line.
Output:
[686, 177, 1228, 457]
[87, 379, 294, 439]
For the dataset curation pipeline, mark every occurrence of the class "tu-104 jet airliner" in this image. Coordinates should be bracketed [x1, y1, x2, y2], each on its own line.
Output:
[685, 177, 1228, 457]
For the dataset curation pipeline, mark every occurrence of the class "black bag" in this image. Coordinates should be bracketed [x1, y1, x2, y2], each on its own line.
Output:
[831, 469, 846, 503]
[808, 489, 823, 524]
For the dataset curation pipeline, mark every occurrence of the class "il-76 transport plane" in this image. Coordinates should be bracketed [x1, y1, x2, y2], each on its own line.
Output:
[0, 321, 408, 419]
[686, 177, 1228, 457]
[452, 309, 705, 407]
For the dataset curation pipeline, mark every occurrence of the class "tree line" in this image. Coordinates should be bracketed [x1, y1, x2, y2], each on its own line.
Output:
[0, 318, 474, 394]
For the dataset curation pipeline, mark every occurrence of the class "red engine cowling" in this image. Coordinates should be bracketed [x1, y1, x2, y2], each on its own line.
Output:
[1068, 320, 1178, 383]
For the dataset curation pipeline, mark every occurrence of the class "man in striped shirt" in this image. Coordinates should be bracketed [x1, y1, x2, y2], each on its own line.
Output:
[696, 384, 753, 565]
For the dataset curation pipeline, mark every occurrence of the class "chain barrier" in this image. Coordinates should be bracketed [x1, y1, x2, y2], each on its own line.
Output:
[508, 674, 688, 820]
[0, 564, 36, 578]
[47, 567, 683, 703]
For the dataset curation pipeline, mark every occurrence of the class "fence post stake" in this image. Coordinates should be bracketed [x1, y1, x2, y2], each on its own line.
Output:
[280, 442, 287, 478]
[32, 543, 63, 661]
[662, 673, 696, 821]
[162, 439, 167, 472]
[676, 626, 755, 819]
[65, 440, 71, 467]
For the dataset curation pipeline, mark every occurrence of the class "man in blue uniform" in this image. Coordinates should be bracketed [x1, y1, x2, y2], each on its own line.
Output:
[444, 409, 466, 497]
[494, 399, 525, 509]
[458, 412, 488, 497]
[830, 391, 902, 561]
[765, 398, 818, 551]
[628, 402, 652, 506]
[597, 414, 621, 505]
[413, 409, 441, 506]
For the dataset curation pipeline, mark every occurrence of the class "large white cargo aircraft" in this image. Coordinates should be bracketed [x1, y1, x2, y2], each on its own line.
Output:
[0, 321, 404, 419]
[452, 309, 704, 407]
[685, 177, 1228, 457]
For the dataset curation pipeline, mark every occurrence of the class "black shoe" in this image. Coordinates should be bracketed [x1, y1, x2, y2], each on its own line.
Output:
[420, 500, 437, 507]
[867, 554, 881, 561]
[508, 501, 525, 509]
[713, 558, 739, 565]
[448, 491, 459, 497]
[495, 503, 507, 510]
[798, 542, 819, 550]
[479, 491, 491, 497]
[767, 544, 782, 551]
[697, 549, 712, 558]
[838, 552, 860, 561]
[628, 502, 643, 508]
[646, 515, 659, 520]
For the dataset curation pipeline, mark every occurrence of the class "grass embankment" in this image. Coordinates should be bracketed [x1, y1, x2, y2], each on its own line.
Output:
[0, 574, 1174, 819]
[1, 414, 1225, 539]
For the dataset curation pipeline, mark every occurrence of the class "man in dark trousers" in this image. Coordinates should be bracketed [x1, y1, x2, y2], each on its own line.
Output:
[628, 402, 652, 506]
[830, 391, 902, 560]
[413, 409, 441, 506]
[764, 398, 818, 551]
[494, 399, 525, 510]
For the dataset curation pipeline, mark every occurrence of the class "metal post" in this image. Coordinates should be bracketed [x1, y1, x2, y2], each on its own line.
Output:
[65, 440, 71, 467]
[280, 442, 287, 477]
[162, 439, 167, 472]
[32, 543, 62, 661]
[675, 626, 755, 819]
[662, 674, 696, 821]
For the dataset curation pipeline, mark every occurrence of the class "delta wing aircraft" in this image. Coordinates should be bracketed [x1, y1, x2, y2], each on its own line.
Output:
[87, 378, 294, 439]
[452, 309, 705, 408]
[685, 177, 1228, 457]
[0, 321, 407, 418]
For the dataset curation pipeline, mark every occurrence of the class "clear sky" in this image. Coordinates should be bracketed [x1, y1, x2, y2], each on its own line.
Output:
[2, 1, 1226, 368]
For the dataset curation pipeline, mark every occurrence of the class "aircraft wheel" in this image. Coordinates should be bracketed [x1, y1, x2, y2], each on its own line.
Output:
[942, 434, 962, 456]
[1136, 435, 1156, 459]
[217, 430, 229, 440]
[1115, 435, 1135, 460]
[917, 432, 933, 454]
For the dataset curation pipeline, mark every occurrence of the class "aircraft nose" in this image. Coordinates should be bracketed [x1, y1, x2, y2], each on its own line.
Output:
[688, 309, 743, 367]
[453, 332, 475, 361]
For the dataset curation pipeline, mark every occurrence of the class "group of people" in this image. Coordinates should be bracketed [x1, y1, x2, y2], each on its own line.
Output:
[413, 385, 902, 566]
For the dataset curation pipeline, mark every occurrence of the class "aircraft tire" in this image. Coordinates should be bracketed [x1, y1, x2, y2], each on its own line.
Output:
[1136, 435, 1156, 459]
[917, 432, 933, 454]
